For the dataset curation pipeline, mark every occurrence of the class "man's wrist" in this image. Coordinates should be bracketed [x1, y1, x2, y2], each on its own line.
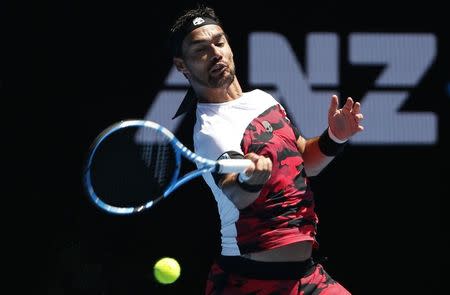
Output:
[236, 173, 264, 192]
[328, 127, 347, 143]
[318, 127, 348, 156]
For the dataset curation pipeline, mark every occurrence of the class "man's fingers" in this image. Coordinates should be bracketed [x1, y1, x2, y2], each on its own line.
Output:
[244, 152, 260, 162]
[355, 113, 364, 122]
[343, 97, 354, 111]
[255, 156, 272, 172]
[329, 95, 339, 114]
[244, 155, 272, 184]
[353, 101, 361, 114]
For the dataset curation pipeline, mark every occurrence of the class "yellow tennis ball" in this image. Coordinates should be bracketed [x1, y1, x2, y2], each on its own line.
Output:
[153, 257, 181, 284]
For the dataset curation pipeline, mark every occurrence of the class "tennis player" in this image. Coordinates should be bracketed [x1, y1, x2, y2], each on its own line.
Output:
[169, 5, 363, 294]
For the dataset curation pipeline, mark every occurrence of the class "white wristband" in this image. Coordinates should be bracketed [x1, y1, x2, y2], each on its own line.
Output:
[328, 127, 348, 144]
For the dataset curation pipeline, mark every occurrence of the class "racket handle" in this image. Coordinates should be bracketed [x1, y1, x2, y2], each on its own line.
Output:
[238, 171, 251, 182]
[217, 159, 253, 174]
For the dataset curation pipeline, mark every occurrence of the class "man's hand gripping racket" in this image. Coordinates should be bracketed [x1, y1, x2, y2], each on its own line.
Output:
[83, 120, 253, 214]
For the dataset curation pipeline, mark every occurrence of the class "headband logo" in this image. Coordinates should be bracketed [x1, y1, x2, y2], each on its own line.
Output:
[192, 17, 205, 26]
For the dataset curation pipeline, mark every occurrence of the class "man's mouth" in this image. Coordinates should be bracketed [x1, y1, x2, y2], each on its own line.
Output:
[210, 63, 226, 75]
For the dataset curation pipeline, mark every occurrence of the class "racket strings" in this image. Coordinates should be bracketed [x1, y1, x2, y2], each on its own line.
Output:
[157, 144, 171, 184]
[89, 126, 177, 208]
[140, 143, 173, 188]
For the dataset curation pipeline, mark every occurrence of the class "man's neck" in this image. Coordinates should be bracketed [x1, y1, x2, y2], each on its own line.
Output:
[196, 79, 242, 103]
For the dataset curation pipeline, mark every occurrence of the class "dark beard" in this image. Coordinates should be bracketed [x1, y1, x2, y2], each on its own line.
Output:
[208, 70, 235, 88]
[190, 67, 236, 89]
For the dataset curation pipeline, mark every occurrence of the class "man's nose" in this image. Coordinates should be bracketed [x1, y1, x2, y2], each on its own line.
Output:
[210, 45, 223, 62]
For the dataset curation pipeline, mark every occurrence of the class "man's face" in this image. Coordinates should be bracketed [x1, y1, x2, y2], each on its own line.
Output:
[179, 24, 236, 89]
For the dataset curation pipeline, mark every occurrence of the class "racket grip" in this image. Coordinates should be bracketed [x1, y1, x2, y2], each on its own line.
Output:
[217, 159, 253, 174]
[238, 171, 251, 182]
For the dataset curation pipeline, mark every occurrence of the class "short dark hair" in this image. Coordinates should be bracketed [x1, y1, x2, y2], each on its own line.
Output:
[168, 5, 222, 57]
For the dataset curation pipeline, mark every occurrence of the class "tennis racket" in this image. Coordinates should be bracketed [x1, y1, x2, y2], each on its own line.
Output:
[83, 119, 252, 214]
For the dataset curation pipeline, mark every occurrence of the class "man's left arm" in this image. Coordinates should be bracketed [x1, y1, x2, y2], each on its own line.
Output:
[297, 95, 364, 177]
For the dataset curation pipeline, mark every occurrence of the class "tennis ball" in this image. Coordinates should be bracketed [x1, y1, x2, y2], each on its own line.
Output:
[153, 257, 181, 284]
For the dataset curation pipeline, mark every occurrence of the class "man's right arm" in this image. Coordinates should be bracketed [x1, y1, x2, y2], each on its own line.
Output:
[218, 153, 272, 210]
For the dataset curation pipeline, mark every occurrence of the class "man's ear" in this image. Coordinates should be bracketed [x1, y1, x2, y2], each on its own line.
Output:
[173, 57, 189, 75]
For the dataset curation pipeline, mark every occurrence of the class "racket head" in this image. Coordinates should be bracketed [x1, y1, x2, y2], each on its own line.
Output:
[84, 120, 181, 214]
